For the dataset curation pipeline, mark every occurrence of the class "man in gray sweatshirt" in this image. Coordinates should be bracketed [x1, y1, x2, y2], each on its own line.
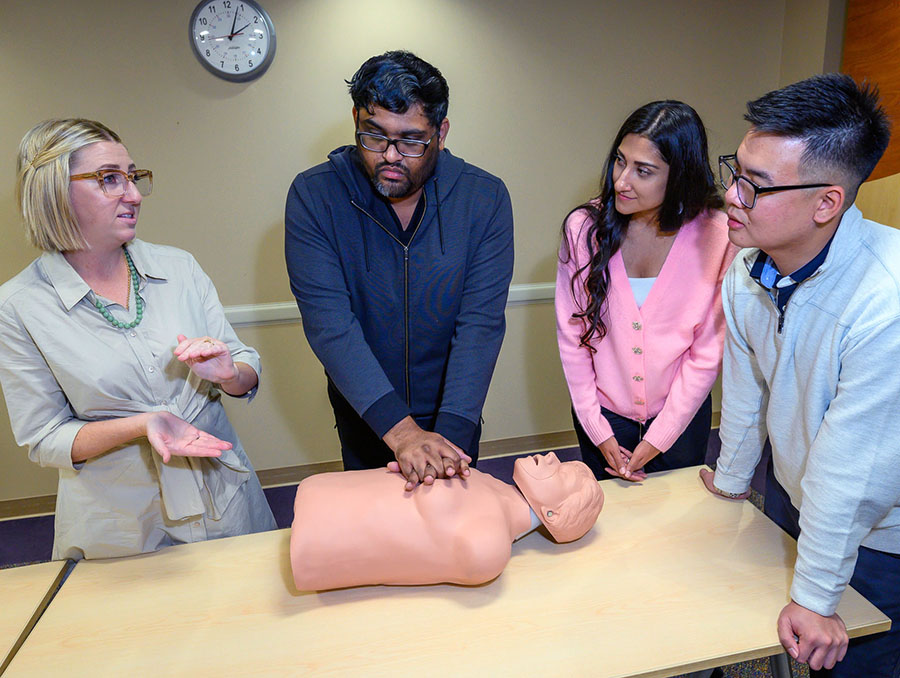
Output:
[703, 73, 899, 677]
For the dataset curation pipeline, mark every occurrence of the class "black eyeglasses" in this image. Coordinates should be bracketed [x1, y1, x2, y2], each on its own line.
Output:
[718, 155, 831, 209]
[356, 131, 437, 158]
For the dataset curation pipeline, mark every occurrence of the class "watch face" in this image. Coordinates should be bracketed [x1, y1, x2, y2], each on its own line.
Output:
[190, 0, 276, 82]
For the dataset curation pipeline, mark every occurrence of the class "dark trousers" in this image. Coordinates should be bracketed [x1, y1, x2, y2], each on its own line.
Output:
[327, 380, 481, 471]
[572, 395, 712, 480]
[764, 459, 900, 678]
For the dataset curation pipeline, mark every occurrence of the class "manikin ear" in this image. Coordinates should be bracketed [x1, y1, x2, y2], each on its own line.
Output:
[812, 185, 846, 224]
[437, 118, 450, 151]
[540, 504, 561, 528]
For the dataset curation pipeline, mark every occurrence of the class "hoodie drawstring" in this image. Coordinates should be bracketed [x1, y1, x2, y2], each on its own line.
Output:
[434, 177, 445, 255]
[358, 207, 371, 272]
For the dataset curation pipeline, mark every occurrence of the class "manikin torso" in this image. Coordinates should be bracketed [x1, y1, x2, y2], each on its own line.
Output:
[291, 468, 534, 590]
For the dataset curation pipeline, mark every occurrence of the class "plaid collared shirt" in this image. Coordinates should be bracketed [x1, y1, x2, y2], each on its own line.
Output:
[749, 236, 834, 314]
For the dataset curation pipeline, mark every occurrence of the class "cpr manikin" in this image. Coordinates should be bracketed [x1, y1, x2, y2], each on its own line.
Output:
[290, 452, 604, 591]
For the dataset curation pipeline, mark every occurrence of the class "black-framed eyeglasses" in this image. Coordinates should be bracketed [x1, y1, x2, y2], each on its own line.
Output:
[718, 155, 831, 209]
[70, 169, 153, 197]
[356, 131, 437, 158]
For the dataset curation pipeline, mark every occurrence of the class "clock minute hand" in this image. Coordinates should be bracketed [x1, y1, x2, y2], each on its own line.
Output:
[232, 22, 251, 37]
[228, 8, 238, 40]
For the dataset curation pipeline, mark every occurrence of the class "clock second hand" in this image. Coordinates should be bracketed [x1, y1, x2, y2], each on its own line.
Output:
[210, 23, 250, 41]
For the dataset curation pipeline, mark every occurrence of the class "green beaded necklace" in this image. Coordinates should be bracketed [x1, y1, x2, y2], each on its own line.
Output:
[92, 247, 144, 329]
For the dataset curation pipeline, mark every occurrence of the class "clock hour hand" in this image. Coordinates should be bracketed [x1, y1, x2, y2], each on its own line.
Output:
[232, 22, 251, 37]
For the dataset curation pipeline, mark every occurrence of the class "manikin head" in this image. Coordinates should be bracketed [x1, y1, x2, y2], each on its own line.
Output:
[513, 452, 604, 543]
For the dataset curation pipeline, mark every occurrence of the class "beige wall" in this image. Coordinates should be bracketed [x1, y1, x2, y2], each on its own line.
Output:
[0, 0, 839, 501]
[780, 0, 846, 86]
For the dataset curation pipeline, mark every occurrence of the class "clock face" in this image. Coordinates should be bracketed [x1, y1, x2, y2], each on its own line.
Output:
[190, 0, 276, 82]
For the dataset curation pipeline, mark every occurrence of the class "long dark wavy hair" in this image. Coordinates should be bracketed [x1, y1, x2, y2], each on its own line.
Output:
[560, 100, 723, 349]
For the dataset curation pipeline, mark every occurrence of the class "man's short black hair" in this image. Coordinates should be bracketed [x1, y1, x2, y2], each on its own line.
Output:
[745, 73, 891, 198]
[347, 50, 449, 129]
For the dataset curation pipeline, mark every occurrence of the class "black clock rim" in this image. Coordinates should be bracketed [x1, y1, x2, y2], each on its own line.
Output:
[188, 0, 277, 83]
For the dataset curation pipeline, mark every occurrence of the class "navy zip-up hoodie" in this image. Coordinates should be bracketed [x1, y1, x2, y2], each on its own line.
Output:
[284, 146, 514, 451]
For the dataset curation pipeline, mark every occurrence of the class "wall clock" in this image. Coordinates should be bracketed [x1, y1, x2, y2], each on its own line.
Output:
[189, 0, 276, 82]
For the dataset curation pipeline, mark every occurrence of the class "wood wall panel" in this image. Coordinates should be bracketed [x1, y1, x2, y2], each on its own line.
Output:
[842, 0, 900, 180]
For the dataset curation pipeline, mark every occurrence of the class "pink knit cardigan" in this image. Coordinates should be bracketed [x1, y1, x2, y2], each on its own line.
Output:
[556, 208, 738, 452]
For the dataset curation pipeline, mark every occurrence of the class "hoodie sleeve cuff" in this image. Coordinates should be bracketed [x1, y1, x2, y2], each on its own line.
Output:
[362, 392, 411, 440]
[434, 412, 477, 452]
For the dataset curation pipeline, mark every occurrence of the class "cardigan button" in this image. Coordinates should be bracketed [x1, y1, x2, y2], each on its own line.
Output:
[632, 375, 644, 382]
[635, 398, 645, 405]
[632, 347, 643, 354]
[632, 321, 642, 330]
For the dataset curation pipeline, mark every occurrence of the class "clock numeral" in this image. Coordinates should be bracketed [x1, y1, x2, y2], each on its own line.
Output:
[248, 60, 253, 67]
[253, 15, 259, 22]
[199, 17, 207, 25]
[220, 61, 225, 68]
[200, 34, 206, 42]
[205, 49, 211, 57]
[224, 0, 232, 6]
[257, 48, 262, 55]
[235, 64, 240, 72]
[208, 5, 215, 13]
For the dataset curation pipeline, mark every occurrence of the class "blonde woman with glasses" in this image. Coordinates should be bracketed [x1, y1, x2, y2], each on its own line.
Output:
[0, 119, 275, 560]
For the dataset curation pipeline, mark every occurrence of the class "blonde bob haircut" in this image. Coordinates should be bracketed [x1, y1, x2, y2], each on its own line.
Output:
[16, 119, 122, 252]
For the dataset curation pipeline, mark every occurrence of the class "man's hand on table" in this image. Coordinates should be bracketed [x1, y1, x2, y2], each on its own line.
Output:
[778, 600, 848, 670]
[699, 468, 751, 500]
[383, 416, 471, 491]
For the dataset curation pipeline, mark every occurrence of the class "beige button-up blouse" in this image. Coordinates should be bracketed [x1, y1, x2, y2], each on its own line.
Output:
[0, 239, 275, 559]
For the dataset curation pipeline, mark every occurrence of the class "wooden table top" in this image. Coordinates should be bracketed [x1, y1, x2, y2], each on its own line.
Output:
[4, 466, 890, 677]
[0, 559, 69, 673]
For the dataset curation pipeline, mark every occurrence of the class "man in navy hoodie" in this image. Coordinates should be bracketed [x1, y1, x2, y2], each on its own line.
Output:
[285, 51, 514, 489]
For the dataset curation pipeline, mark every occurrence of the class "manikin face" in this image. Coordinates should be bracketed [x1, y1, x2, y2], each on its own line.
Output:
[612, 133, 670, 221]
[353, 103, 448, 200]
[513, 452, 604, 543]
[68, 141, 142, 251]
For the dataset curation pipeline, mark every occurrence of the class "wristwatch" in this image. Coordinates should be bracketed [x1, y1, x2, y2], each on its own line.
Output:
[715, 486, 745, 499]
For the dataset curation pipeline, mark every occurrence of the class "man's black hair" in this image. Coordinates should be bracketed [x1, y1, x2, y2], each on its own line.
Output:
[745, 73, 891, 197]
[347, 51, 449, 129]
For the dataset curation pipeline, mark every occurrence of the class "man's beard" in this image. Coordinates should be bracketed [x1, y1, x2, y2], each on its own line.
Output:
[373, 164, 413, 198]
[371, 149, 438, 199]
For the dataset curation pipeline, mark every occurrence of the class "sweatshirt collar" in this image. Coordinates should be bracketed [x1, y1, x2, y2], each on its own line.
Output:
[743, 204, 864, 283]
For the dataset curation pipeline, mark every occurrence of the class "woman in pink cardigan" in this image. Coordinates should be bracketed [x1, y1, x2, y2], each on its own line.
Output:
[557, 101, 738, 481]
